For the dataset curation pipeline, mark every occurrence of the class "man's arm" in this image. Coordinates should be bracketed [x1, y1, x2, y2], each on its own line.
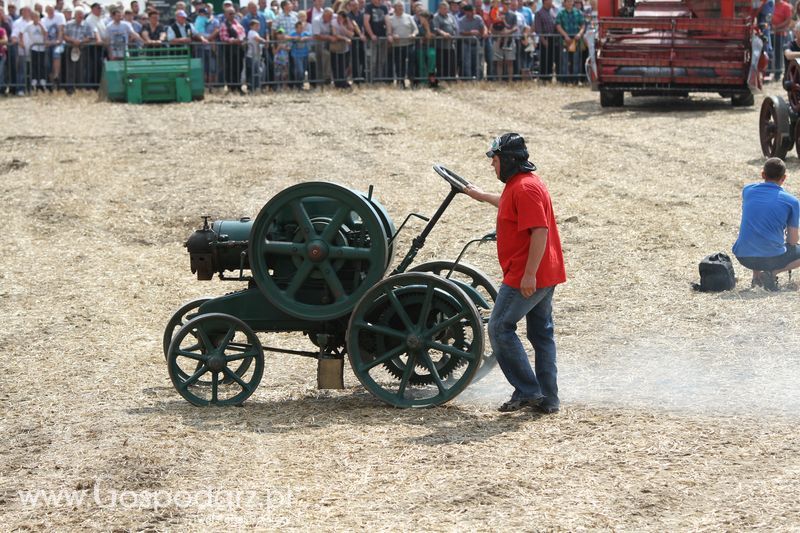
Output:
[464, 184, 501, 207]
[787, 226, 798, 245]
[520, 228, 547, 297]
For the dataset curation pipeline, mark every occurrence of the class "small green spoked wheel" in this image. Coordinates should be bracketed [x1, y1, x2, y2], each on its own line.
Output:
[162, 297, 212, 359]
[167, 313, 264, 406]
[347, 273, 484, 408]
[410, 261, 498, 382]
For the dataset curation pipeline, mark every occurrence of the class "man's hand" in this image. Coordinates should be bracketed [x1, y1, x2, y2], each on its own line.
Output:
[464, 183, 484, 201]
[520, 272, 536, 298]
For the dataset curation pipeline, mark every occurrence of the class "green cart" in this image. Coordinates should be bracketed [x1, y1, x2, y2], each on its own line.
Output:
[103, 46, 204, 104]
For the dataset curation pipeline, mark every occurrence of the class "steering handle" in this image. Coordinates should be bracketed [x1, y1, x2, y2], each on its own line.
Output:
[433, 164, 472, 193]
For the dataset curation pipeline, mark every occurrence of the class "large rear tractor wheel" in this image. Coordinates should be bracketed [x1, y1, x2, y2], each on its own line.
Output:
[410, 261, 498, 382]
[347, 273, 484, 408]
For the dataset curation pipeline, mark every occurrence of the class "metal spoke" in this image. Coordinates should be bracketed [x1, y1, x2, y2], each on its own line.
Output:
[360, 344, 408, 372]
[427, 341, 477, 361]
[217, 327, 236, 353]
[386, 288, 415, 331]
[320, 260, 347, 301]
[351, 320, 408, 340]
[417, 284, 435, 329]
[284, 259, 315, 298]
[194, 325, 216, 354]
[226, 347, 260, 361]
[260, 241, 300, 256]
[226, 342, 250, 352]
[419, 350, 447, 394]
[176, 349, 206, 361]
[290, 200, 318, 239]
[329, 245, 373, 261]
[397, 351, 416, 397]
[223, 366, 253, 392]
[424, 309, 470, 338]
[180, 364, 209, 390]
[319, 207, 350, 243]
[211, 372, 219, 403]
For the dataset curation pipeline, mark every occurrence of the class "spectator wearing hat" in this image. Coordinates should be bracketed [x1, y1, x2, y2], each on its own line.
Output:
[63, 6, 97, 93]
[389, 0, 417, 85]
[219, 6, 245, 92]
[534, 0, 556, 81]
[167, 9, 200, 44]
[432, 0, 457, 78]
[464, 133, 566, 415]
[457, 3, 485, 79]
[62, 6, 73, 22]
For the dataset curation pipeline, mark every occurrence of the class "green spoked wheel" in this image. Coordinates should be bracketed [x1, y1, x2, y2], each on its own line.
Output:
[167, 313, 264, 406]
[249, 182, 389, 321]
[410, 261, 498, 382]
[347, 273, 484, 408]
[162, 297, 212, 359]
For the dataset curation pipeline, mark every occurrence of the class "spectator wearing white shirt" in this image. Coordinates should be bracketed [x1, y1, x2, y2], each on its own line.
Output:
[105, 7, 141, 60]
[43, 5, 66, 86]
[23, 10, 46, 89]
[11, 6, 31, 94]
[84, 1, 105, 83]
[388, 1, 416, 84]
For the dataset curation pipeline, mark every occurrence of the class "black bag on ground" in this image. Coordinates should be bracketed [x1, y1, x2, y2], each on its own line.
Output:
[694, 252, 736, 292]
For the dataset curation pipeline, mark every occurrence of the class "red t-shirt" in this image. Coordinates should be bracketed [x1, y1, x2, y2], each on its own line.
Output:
[774, 1, 792, 34]
[496, 172, 566, 289]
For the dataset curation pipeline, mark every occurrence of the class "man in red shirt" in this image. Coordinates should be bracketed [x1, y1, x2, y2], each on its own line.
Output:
[465, 133, 566, 413]
[772, 0, 793, 79]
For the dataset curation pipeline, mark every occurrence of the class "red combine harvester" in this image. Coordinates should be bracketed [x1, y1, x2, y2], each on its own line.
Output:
[587, 0, 767, 107]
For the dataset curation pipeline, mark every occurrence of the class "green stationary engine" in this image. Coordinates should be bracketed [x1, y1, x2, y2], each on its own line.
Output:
[163, 172, 499, 408]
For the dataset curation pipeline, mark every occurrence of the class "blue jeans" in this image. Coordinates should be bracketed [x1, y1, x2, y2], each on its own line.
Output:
[488, 283, 559, 408]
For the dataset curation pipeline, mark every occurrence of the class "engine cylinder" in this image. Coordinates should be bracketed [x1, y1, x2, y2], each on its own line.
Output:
[186, 218, 253, 280]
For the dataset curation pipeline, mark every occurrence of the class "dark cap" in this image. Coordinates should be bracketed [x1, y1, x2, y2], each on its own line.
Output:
[486, 132, 529, 159]
[91, 2, 101, 8]
[462, 4, 473, 10]
[198, 7, 208, 13]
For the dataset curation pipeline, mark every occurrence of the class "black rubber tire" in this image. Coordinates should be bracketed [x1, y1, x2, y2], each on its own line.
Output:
[600, 90, 624, 107]
[731, 92, 754, 107]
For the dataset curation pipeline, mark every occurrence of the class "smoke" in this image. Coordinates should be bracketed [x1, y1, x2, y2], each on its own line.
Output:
[456, 338, 800, 416]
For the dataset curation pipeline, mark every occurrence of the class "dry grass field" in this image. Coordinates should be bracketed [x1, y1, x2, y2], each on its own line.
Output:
[2, 83, 800, 531]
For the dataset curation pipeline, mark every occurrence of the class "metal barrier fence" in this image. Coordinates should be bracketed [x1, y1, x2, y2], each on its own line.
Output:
[0, 34, 591, 96]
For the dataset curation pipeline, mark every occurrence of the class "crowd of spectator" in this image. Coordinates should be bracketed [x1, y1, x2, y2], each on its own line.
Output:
[0, 0, 597, 95]
[757, 0, 800, 81]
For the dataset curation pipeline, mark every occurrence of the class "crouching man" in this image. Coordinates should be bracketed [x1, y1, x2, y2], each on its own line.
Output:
[464, 133, 566, 414]
[733, 157, 800, 290]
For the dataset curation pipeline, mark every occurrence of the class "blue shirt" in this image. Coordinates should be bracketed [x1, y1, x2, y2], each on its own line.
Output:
[733, 181, 800, 258]
[289, 30, 311, 57]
